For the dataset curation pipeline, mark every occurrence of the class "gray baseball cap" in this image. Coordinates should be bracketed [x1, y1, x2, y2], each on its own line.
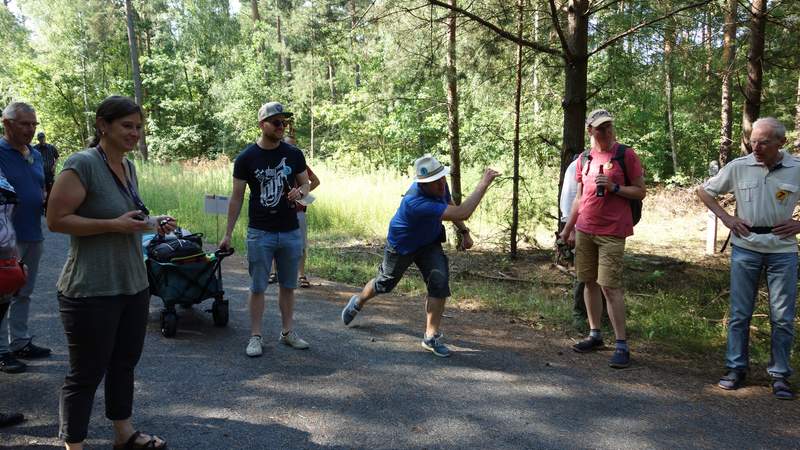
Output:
[37, 131, 45, 138]
[258, 102, 293, 122]
[585, 109, 614, 128]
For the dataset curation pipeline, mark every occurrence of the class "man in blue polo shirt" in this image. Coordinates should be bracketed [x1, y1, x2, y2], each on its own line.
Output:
[0, 102, 50, 374]
[341, 154, 499, 357]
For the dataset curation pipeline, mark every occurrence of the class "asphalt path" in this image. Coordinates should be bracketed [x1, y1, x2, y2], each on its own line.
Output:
[1, 229, 799, 449]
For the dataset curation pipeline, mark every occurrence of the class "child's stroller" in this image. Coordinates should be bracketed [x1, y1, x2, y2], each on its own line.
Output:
[144, 231, 235, 337]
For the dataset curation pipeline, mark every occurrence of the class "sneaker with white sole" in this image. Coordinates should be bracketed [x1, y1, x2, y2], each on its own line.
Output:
[279, 330, 310, 350]
[341, 295, 361, 326]
[421, 333, 451, 358]
[246, 335, 263, 357]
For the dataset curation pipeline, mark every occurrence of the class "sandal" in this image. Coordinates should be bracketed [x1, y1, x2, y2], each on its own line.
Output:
[772, 377, 795, 400]
[299, 276, 310, 288]
[113, 431, 168, 450]
[268, 273, 277, 284]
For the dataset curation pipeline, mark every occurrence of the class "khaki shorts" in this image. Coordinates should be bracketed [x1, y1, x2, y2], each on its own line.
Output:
[575, 231, 626, 288]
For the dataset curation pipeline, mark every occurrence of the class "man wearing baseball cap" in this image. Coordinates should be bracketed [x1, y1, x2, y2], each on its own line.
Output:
[341, 154, 499, 357]
[559, 109, 646, 369]
[220, 101, 312, 357]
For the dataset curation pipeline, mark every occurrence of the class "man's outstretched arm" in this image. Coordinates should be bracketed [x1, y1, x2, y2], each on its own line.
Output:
[441, 169, 500, 222]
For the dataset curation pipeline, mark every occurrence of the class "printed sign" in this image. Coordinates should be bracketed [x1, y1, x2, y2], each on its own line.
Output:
[204, 195, 229, 215]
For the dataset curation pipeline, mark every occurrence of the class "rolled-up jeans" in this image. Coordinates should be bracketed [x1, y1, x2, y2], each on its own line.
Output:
[727, 245, 797, 378]
[0, 240, 43, 355]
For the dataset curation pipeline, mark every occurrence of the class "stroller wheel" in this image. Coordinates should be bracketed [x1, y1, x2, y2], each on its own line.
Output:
[161, 312, 178, 337]
[212, 300, 229, 327]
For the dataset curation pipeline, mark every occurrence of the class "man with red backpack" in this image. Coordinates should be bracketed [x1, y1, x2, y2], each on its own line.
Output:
[559, 109, 646, 369]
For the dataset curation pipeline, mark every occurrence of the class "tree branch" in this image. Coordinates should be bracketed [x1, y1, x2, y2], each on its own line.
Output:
[588, 0, 625, 16]
[548, 0, 570, 59]
[426, 0, 562, 56]
[588, 0, 712, 58]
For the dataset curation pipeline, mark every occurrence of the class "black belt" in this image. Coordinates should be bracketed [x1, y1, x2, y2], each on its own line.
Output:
[747, 226, 773, 234]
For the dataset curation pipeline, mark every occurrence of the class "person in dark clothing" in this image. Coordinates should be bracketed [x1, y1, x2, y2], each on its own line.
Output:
[34, 131, 58, 211]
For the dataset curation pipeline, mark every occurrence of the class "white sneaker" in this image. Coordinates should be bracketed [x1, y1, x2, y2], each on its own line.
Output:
[279, 330, 310, 350]
[246, 335, 263, 357]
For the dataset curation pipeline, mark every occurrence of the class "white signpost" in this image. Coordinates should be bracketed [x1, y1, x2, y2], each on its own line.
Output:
[705, 161, 720, 255]
[204, 194, 229, 244]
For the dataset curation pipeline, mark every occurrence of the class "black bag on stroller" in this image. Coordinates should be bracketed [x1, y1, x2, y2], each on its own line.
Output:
[146, 230, 204, 263]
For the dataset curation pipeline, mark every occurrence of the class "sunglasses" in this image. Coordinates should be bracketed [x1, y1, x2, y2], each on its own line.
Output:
[267, 119, 288, 128]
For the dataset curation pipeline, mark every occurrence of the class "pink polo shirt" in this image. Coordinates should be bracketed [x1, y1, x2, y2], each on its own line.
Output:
[575, 143, 643, 238]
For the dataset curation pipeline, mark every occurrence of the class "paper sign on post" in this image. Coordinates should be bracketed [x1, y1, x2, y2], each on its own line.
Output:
[204, 195, 229, 215]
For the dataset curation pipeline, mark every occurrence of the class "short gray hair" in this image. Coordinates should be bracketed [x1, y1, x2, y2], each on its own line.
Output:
[2, 102, 36, 121]
[752, 117, 786, 141]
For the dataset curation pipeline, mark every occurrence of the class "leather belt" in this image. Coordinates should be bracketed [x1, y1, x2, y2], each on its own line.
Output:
[747, 226, 773, 234]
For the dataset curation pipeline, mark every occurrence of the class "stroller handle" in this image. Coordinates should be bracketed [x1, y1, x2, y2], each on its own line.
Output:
[215, 247, 235, 258]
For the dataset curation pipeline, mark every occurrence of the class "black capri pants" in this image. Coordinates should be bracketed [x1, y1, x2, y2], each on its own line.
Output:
[58, 288, 150, 443]
[373, 241, 451, 298]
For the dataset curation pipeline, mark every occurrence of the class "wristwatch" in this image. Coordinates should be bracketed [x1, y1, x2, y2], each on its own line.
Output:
[612, 184, 621, 193]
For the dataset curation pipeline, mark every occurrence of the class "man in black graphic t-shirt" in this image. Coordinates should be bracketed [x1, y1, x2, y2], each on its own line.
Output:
[220, 101, 311, 357]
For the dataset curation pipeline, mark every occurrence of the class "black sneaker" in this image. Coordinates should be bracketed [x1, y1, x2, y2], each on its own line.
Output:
[0, 353, 26, 373]
[0, 412, 24, 428]
[572, 337, 604, 353]
[12, 341, 51, 359]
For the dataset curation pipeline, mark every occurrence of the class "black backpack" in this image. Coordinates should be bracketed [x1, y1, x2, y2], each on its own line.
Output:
[581, 144, 642, 226]
[146, 230, 204, 263]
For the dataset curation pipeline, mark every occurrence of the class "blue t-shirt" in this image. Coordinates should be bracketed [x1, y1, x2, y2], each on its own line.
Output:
[387, 182, 451, 255]
[0, 138, 43, 242]
[233, 141, 307, 232]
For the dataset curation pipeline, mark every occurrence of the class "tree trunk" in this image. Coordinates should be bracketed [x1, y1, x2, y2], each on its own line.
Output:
[510, 0, 524, 258]
[703, 7, 712, 82]
[328, 59, 336, 100]
[124, 0, 148, 160]
[719, 0, 737, 165]
[351, 0, 361, 88]
[445, 0, 462, 204]
[664, 9, 678, 175]
[445, 0, 463, 248]
[251, 0, 261, 21]
[276, 14, 283, 77]
[557, 0, 590, 222]
[531, 6, 540, 115]
[794, 73, 800, 152]
[741, 0, 767, 154]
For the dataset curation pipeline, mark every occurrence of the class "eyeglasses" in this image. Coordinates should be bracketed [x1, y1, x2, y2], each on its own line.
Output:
[9, 119, 39, 129]
[750, 139, 774, 147]
[268, 119, 288, 128]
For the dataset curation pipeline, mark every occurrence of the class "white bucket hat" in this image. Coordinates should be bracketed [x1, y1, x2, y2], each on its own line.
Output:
[413, 154, 450, 183]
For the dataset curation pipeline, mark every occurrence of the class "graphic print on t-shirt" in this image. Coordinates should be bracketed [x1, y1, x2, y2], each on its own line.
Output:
[254, 157, 293, 208]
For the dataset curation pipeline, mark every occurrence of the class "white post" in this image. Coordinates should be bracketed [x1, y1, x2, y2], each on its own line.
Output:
[705, 160, 720, 255]
[705, 211, 718, 255]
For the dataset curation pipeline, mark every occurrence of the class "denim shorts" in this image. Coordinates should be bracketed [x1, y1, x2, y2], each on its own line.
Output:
[246, 227, 303, 292]
[373, 241, 450, 298]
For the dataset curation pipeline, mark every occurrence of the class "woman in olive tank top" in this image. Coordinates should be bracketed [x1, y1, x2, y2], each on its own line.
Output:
[47, 96, 176, 450]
